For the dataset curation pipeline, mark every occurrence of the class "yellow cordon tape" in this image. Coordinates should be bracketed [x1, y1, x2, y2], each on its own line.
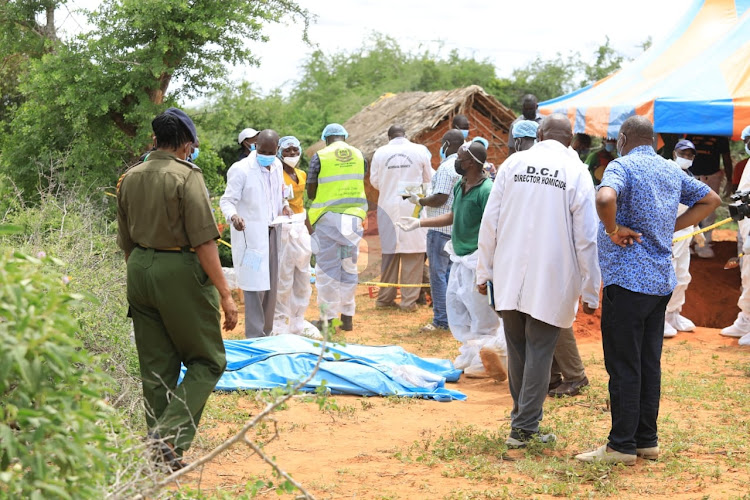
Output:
[218, 239, 232, 248]
[672, 217, 733, 243]
[360, 281, 430, 288]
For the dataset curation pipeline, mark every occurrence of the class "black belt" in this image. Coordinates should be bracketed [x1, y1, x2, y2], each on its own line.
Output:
[137, 245, 195, 253]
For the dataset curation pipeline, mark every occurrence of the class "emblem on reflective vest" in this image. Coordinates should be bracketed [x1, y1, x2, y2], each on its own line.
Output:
[335, 148, 353, 163]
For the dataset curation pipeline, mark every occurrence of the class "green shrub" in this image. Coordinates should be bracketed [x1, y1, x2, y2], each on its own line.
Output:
[0, 246, 118, 498]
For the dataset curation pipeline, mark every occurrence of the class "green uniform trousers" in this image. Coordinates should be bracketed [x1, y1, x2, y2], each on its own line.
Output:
[127, 247, 226, 454]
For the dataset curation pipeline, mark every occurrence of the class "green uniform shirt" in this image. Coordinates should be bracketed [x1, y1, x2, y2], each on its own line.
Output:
[117, 150, 219, 253]
[451, 176, 493, 257]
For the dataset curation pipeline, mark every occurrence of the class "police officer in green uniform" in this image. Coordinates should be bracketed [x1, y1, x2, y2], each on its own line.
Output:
[117, 108, 238, 471]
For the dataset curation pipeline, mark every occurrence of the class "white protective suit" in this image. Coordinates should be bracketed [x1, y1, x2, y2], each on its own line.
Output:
[312, 212, 363, 321]
[668, 208, 693, 314]
[734, 166, 750, 319]
[369, 137, 433, 254]
[220, 152, 285, 291]
[273, 218, 313, 335]
[445, 241, 507, 374]
[476, 140, 601, 328]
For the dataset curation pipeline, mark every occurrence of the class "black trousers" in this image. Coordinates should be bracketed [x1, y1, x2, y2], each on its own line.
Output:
[601, 285, 671, 455]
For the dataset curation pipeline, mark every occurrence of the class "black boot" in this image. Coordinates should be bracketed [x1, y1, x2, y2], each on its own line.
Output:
[340, 314, 353, 331]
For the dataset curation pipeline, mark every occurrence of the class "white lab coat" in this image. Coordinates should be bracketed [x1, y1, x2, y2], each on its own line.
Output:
[370, 137, 433, 254]
[476, 140, 601, 329]
[220, 152, 285, 291]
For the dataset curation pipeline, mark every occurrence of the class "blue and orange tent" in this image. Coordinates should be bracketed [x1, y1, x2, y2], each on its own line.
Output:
[539, 0, 750, 139]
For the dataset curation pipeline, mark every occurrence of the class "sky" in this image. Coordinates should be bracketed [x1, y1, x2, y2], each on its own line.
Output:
[60, 0, 688, 98]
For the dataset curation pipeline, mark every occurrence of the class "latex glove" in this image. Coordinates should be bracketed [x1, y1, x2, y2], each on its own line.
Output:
[396, 217, 420, 232]
[406, 193, 420, 205]
[743, 233, 750, 255]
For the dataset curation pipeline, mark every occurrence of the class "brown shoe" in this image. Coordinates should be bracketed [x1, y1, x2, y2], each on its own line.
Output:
[548, 376, 589, 397]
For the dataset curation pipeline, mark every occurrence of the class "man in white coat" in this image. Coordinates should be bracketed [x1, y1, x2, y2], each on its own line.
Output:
[220, 129, 293, 338]
[476, 114, 601, 448]
[370, 125, 433, 311]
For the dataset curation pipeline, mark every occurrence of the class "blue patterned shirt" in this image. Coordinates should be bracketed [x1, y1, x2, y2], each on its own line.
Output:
[598, 145, 710, 296]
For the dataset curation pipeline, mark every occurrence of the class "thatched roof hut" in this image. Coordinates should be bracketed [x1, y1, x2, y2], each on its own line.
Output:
[306, 85, 517, 170]
[305, 85, 517, 219]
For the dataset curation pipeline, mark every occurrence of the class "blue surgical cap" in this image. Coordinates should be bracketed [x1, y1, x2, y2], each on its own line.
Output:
[277, 136, 301, 159]
[321, 123, 348, 141]
[164, 107, 198, 143]
[512, 120, 539, 139]
[742, 125, 750, 140]
[472, 137, 489, 149]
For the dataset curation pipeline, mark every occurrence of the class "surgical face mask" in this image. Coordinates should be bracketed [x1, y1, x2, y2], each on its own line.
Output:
[189, 147, 200, 162]
[247, 143, 256, 152]
[745, 143, 750, 156]
[579, 148, 590, 158]
[460, 129, 469, 139]
[283, 155, 301, 167]
[257, 154, 276, 168]
[439, 143, 448, 161]
[604, 143, 615, 153]
[675, 156, 693, 170]
[616, 134, 626, 157]
[454, 158, 466, 176]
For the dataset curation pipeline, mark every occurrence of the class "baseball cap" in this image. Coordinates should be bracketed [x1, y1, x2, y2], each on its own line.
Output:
[674, 139, 696, 151]
[238, 128, 259, 144]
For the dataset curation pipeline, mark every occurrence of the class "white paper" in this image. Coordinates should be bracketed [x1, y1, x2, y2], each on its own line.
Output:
[270, 212, 306, 225]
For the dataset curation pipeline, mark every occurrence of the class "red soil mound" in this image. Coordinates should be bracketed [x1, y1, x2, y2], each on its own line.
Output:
[573, 235, 742, 342]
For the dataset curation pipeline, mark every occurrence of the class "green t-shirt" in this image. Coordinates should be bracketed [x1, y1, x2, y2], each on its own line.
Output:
[451, 177, 493, 256]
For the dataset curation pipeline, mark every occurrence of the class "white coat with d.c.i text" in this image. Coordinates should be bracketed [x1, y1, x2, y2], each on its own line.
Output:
[369, 137, 433, 254]
[475, 140, 601, 329]
[219, 151, 284, 292]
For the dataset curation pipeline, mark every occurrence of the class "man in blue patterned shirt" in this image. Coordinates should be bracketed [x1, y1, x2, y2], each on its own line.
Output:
[576, 116, 720, 466]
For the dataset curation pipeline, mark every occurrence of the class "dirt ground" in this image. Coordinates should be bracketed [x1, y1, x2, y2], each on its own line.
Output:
[183, 229, 750, 499]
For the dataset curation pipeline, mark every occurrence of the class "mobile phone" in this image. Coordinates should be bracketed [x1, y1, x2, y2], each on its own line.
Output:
[487, 281, 495, 308]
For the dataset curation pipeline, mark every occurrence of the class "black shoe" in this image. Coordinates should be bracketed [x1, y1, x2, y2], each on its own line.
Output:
[505, 428, 556, 449]
[340, 314, 353, 331]
[548, 376, 589, 398]
[548, 377, 563, 392]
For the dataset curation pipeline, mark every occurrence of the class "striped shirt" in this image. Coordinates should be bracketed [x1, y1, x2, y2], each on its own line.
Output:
[426, 154, 461, 235]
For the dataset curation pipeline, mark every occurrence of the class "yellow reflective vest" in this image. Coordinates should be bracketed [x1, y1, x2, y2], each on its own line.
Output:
[308, 141, 367, 225]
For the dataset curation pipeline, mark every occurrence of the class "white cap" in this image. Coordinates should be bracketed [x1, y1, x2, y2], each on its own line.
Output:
[238, 128, 259, 144]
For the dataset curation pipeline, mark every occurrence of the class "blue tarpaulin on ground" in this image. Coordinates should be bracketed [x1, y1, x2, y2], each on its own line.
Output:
[182, 334, 466, 401]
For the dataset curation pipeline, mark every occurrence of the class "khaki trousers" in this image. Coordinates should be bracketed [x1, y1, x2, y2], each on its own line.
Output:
[550, 327, 586, 384]
[376, 253, 425, 308]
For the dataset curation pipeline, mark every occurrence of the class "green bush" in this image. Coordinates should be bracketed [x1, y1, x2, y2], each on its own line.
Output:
[0, 246, 117, 498]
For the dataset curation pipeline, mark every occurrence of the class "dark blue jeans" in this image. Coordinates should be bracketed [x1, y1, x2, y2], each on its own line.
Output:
[601, 285, 671, 455]
[426, 230, 452, 328]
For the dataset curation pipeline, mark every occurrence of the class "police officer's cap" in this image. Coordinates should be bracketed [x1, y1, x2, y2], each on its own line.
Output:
[164, 107, 198, 143]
